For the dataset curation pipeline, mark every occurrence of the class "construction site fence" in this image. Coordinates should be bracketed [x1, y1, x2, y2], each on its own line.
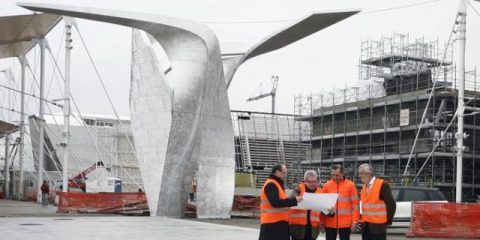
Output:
[407, 202, 480, 239]
[232, 195, 260, 217]
[58, 192, 147, 214]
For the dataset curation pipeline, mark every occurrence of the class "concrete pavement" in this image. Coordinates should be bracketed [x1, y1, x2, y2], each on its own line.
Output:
[0, 216, 259, 240]
[0, 200, 437, 240]
[0, 199, 58, 217]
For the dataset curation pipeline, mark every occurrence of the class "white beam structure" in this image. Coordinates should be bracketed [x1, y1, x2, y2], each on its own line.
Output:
[0, 13, 60, 201]
[456, 0, 467, 203]
[61, 18, 73, 192]
[4, 135, 10, 199]
[18, 55, 26, 200]
[36, 37, 46, 204]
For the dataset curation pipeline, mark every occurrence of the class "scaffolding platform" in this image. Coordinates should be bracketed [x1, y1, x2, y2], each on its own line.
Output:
[361, 54, 451, 68]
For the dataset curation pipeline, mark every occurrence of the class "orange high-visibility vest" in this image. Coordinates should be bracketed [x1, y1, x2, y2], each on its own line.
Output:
[360, 178, 387, 224]
[288, 183, 322, 227]
[260, 178, 290, 224]
[322, 179, 360, 228]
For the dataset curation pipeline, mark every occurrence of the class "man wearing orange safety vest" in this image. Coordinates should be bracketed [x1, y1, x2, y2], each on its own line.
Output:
[358, 163, 396, 240]
[259, 164, 303, 240]
[322, 165, 360, 240]
[289, 170, 323, 240]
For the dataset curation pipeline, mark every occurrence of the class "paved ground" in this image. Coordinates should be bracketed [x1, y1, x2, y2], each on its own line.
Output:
[0, 199, 61, 217]
[0, 200, 439, 240]
[190, 218, 413, 240]
[0, 216, 260, 240]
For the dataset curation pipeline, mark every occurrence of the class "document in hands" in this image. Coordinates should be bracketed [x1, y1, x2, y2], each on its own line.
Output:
[291, 193, 339, 214]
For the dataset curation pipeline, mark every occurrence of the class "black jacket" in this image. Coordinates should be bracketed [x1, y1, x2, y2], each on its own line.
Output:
[362, 180, 396, 234]
[259, 175, 298, 240]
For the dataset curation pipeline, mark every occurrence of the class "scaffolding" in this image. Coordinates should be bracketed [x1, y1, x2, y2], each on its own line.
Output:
[359, 33, 453, 84]
[294, 34, 480, 201]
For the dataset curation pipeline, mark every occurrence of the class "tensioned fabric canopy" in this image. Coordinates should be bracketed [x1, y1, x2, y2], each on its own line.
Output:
[0, 13, 61, 59]
[0, 119, 18, 136]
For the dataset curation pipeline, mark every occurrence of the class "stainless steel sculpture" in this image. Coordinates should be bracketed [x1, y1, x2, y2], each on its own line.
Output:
[19, 2, 359, 218]
[129, 27, 234, 218]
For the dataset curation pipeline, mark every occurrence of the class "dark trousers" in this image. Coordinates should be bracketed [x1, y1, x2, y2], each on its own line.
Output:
[259, 221, 290, 240]
[291, 224, 312, 240]
[361, 224, 386, 240]
[325, 227, 350, 240]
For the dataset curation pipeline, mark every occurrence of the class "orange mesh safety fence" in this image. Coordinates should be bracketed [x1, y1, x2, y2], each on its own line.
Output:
[408, 202, 480, 239]
[58, 192, 147, 213]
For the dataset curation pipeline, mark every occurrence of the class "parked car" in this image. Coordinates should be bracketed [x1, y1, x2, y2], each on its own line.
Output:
[390, 186, 447, 228]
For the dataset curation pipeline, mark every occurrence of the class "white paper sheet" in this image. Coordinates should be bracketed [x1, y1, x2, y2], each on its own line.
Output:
[291, 193, 339, 214]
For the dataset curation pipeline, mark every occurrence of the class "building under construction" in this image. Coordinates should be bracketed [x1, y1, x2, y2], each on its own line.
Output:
[231, 110, 309, 189]
[294, 34, 480, 201]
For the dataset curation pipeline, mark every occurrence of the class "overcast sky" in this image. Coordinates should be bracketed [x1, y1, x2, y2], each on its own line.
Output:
[1, 0, 480, 121]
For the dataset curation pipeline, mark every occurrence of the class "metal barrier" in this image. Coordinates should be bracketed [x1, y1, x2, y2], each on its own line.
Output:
[231, 195, 260, 217]
[57, 192, 147, 213]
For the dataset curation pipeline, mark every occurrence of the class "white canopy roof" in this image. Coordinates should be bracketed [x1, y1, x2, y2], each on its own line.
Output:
[0, 119, 18, 136]
[0, 13, 61, 59]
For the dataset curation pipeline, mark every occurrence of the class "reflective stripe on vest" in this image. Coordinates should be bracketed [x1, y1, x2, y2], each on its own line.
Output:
[261, 207, 290, 213]
[337, 196, 351, 202]
[337, 209, 353, 215]
[290, 213, 308, 218]
[260, 178, 289, 224]
[363, 211, 388, 216]
[363, 203, 387, 208]
[310, 214, 321, 222]
[360, 178, 388, 224]
[288, 183, 322, 227]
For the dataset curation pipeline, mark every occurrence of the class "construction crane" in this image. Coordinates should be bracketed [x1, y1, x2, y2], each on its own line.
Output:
[245, 76, 286, 168]
[68, 161, 105, 192]
[246, 76, 278, 114]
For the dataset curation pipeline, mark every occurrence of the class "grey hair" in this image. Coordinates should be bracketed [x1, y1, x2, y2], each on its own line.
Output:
[358, 163, 374, 175]
[304, 170, 318, 180]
